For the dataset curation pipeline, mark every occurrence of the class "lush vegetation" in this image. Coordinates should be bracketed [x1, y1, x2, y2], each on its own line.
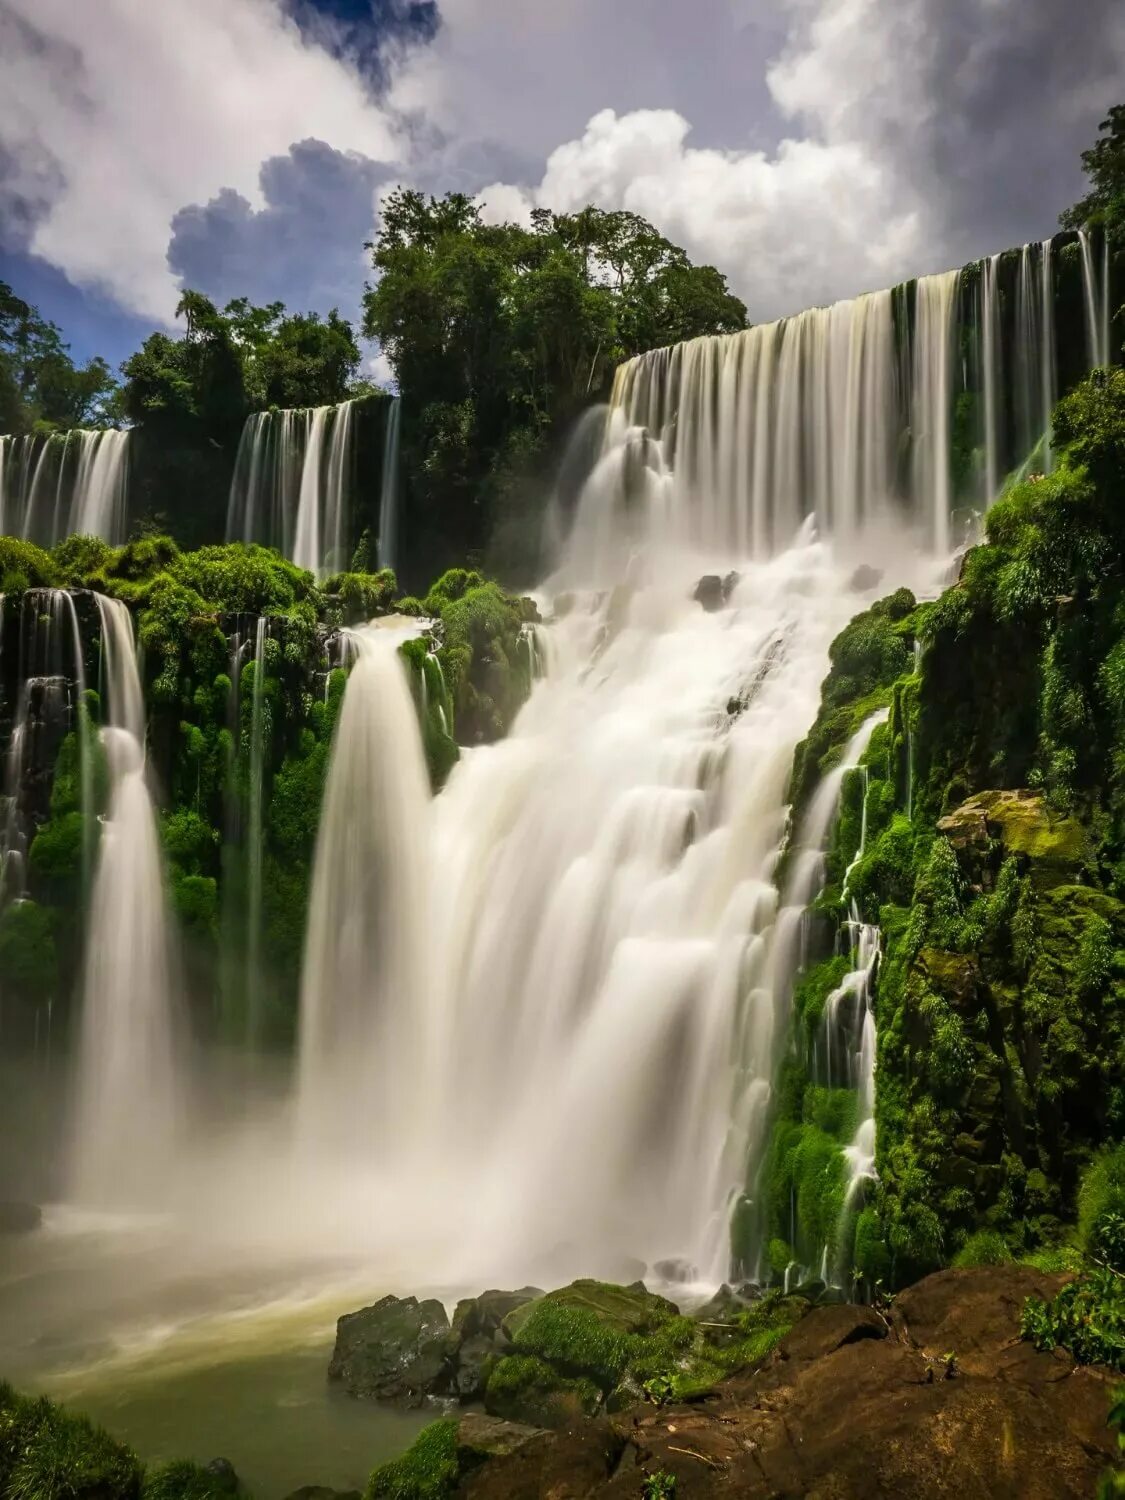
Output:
[0, 542, 535, 1048]
[365, 195, 747, 580]
[754, 365, 1125, 1291]
[0, 284, 118, 437]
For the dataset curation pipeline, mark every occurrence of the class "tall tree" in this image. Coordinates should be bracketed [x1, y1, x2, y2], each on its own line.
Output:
[0, 282, 117, 435]
[363, 193, 746, 580]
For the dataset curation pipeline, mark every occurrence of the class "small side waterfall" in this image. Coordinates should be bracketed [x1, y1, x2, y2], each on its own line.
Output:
[70, 596, 181, 1207]
[226, 402, 356, 577]
[244, 617, 269, 1047]
[0, 430, 130, 545]
[296, 623, 431, 1151]
[980, 252, 1002, 502]
[378, 397, 401, 572]
[1078, 228, 1110, 369]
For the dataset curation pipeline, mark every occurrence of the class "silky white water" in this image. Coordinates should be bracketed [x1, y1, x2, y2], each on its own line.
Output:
[0, 429, 129, 545]
[69, 597, 181, 1206]
[227, 400, 357, 576]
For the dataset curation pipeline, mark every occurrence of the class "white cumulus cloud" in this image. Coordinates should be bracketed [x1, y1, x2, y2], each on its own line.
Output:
[0, 0, 401, 320]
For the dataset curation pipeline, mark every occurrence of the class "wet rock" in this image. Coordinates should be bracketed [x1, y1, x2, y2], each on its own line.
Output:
[329, 1294, 451, 1406]
[203, 1458, 242, 1494]
[456, 1413, 547, 1462]
[693, 575, 724, 612]
[453, 1288, 542, 1345]
[721, 571, 741, 601]
[485, 1354, 601, 1429]
[453, 1333, 500, 1402]
[652, 1258, 698, 1284]
[0, 1200, 41, 1234]
[848, 563, 883, 592]
[283, 1490, 360, 1500]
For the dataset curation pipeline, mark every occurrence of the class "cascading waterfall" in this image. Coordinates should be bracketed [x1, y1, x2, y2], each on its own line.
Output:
[69, 596, 181, 1206]
[980, 253, 1002, 501]
[226, 401, 356, 577]
[1078, 228, 1111, 369]
[296, 622, 432, 1153]
[378, 397, 401, 572]
[0, 429, 130, 545]
[911, 270, 959, 553]
[244, 617, 269, 1047]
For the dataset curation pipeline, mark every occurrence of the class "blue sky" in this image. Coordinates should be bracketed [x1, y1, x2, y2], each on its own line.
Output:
[1, 0, 1123, 379]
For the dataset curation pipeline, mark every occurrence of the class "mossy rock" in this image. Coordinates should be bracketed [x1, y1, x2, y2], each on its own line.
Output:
[329, 1295, 451, 1406]
[484, 1355, 600, 1429]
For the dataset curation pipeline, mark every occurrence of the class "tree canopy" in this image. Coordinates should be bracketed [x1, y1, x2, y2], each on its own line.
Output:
[1061, 104, 1125, 232]
[363, 192, 747, 578]
[0, 282, 118, 436]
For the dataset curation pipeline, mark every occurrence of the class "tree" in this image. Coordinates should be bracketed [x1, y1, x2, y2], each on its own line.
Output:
[363, 192, 746, 581]
[1062, 104, 1125, 232]
[0, 282, 118, 435]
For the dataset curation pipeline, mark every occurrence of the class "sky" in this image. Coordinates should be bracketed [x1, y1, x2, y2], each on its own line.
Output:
[1, 0, 1123, 370]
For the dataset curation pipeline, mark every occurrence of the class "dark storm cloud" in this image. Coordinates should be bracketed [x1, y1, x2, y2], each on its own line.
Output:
[167, 139, 388, 321]
[846, 0, 1122, 261]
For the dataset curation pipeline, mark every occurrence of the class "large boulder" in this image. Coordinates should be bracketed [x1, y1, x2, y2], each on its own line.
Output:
[328, 1295, 451, 1406]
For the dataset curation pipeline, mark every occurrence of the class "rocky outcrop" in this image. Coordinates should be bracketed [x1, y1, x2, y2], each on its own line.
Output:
[329, 1295, 452, 1406]
[0, 1200, 41, 1234]
[454, 1267, 1118, 1500]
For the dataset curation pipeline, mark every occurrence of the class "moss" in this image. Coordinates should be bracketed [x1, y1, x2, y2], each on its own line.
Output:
[27, 811, 86, 883]
[794, 955, 851, 1032]
[141, 1461, 239, 1500]
[366, 1418, 460, 1500]
[324, 569, 398, 623]
[0, 900, 57, 1000]
[0, 537, 59, 590]
[951, 1230, 1013, 1267]
[484, 1356, 600, 1428]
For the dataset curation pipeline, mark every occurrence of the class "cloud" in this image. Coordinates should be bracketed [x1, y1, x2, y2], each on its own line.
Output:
[467, 0, 1125, 318]
[168, 140, 387, 321]
[477, 108, 922, 321]
[0, 0, 401, 321]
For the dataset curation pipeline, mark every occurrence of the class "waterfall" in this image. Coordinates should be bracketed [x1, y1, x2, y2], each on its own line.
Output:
[1039, 238, 1057, 473]
[378, 397, 401, 572]
[296, 622, 432, 1151]
[1078, 228, 1110, 369]
[226, 402, 357, 577]
[244, 617, 268, 1047]
[980, 253, 1002, 502]
[911, 270, 960, 554]
[0, 430, 129, 545]
[829, 913, 881, 1285]
[599, 291, 897, 562]
[70, 596, 181, 1207]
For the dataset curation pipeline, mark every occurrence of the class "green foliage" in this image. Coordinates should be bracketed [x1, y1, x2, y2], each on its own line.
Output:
[365, 1419, 460, 1500]
[364, 192, 746, 579]
[0, 901, 57, 999]
[0, 537, 59, 592]
[1061, 104, 1125, 235]
[0, 1382, 142, 1500]
[1098, 1387, 1125, 1500]
[641, 1472, 677, 1500]
[0, 282, 118, 435]
[951, 1230, 1013, 1268]
[1021, 1267, 1125, 1370]
[141, 1460, 239, 1500]
[1080, 1147, 1125, 1270]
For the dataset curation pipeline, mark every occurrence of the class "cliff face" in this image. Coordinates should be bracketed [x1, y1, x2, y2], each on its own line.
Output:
[764, 367, 1125, 1284]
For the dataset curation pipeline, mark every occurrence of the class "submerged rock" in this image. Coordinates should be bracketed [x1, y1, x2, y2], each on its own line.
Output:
[328, 1294, 451, 1406]
[0, 1200, 41, 1234]
[847, 563, 883, 592]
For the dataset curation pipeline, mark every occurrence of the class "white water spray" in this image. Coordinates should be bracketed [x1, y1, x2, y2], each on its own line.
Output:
[70, 597, 181, 1207]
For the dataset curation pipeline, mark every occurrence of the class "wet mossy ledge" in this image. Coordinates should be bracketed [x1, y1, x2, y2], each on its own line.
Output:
[755, 366, 1125, 1292]
[0, 535, 538, 1049]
